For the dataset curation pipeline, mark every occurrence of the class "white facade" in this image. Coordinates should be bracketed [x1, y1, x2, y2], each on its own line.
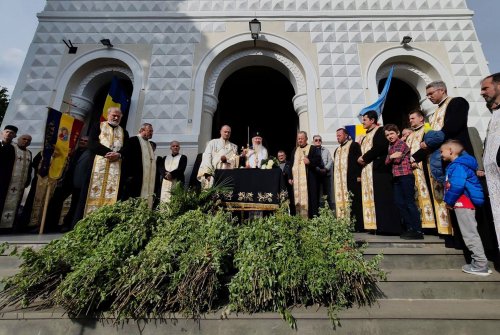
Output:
[3, 0, 492, 167]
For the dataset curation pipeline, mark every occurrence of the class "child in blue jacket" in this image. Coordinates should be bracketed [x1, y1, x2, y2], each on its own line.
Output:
[441, 140, 490, 276]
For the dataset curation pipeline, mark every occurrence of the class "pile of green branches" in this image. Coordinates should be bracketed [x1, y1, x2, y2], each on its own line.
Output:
[0, 199, 144, 310]
[111, 209, 236, 320]
[1, 188, 384, 329]
[228, 207, 384, 328]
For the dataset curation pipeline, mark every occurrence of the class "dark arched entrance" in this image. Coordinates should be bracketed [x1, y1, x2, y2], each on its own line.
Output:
[212, 66, 298, 157]
[379, 77, 420, 130]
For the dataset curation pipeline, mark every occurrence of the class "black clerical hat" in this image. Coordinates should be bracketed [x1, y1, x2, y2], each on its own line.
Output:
[4, 125, 18, 133]
[251, 131, 263, 139]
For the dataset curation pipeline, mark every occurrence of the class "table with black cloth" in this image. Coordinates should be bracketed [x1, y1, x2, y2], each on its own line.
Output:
[213, 168, 287, 211]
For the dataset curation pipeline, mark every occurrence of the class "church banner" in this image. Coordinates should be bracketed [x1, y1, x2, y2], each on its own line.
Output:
[39, 108, 84, 179]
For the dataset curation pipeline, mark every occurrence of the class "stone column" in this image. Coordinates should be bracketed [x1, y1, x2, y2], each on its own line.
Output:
[293, 93, 309, 132]
[70, 94, 94, 121]
[199, 93, 218, 147]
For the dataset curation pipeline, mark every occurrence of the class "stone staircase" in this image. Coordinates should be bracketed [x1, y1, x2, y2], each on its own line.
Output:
[1, 233, 499, 334]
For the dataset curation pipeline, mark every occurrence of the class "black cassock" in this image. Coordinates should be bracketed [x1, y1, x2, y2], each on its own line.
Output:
[290, 145, 323, 218]
[121, 136, 154, 200]
[0, 143, 16, 217]
[361, 127, 401, 234]
[335, 140, 364, 231]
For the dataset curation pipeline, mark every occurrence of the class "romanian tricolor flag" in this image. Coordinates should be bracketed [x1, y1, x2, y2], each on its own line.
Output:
[345, 124, 367, 142]
[39, 108, 84, 179]
[100, 76, 130, 121]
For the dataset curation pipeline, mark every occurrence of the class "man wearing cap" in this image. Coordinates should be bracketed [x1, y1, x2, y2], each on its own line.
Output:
[1, 126, 19, 224]
[244, 131, 268, 168]
[1, 127, 33, 231]
[198, 125, 239, 188]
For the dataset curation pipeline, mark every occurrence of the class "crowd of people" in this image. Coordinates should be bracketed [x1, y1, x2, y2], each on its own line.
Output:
[1, 73, 500, 276]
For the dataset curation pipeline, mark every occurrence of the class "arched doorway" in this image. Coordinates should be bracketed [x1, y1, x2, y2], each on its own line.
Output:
[212, 66, 298, 156]
[379, 77, 420, 129]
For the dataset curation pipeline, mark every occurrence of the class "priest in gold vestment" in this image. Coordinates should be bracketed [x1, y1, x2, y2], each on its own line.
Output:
[412, 81, 474, 238]
[333, 128, 363, 231]
[357, 111, 401, 234]
[290, 131, 322, 219]
[406, 109, 437, 231]
[84, 107, 129, 215]
[0, 132, 32, 230]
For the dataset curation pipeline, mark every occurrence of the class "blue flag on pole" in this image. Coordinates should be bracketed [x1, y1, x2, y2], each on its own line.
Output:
[359, 66, 394, 117]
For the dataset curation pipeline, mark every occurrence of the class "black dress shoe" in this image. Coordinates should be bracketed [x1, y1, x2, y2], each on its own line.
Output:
[401, 231, 424, 240]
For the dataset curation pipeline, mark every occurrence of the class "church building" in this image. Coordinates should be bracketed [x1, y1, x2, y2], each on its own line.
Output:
[2, 0, 492, 172]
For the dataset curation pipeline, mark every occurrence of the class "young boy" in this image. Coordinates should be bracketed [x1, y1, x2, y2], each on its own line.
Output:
[384, 124, 423, 239]
[441, 140, 490, 276]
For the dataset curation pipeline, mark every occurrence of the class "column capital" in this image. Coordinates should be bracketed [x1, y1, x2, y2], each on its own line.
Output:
[203, 93, 219, 117]
[70, 94, 94, 121]
[292, 93, 308, 116]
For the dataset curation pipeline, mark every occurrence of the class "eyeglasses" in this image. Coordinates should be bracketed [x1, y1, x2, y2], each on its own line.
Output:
[314, 139, 322, 142]
[426, 89, 442, 97]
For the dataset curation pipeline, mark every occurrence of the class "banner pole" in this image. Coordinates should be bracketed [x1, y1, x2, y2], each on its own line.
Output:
[38, 180, 53, 235]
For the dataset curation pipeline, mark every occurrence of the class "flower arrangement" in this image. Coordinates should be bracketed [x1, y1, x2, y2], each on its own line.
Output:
[260, 156, 280, 169]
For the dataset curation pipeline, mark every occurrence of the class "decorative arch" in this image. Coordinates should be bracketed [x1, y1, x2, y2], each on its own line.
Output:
[53, 48, 144, 134]
[193, 33, 318, 146]
[76, 66, 133, 97]
[365, 46, 456, 117]
[205, 49, 307, 98]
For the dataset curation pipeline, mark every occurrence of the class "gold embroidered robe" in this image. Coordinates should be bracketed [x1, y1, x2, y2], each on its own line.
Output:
[406, 125, 437, 229]
[84, 122, 125, 215]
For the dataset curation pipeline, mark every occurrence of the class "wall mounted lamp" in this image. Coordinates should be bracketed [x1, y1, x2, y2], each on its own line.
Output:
[249, 19, 261, 47]
[100, 39, 113, 48]
[401, 36, 412, 45]
[63, 39, 77, 54]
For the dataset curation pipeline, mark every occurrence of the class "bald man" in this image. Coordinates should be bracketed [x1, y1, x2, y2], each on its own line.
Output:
[197, 125, 239, 188]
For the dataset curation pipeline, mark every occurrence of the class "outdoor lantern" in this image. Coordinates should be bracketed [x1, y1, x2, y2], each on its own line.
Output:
[249, 19, 261, 46]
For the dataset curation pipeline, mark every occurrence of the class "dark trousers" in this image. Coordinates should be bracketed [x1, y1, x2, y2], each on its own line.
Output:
[393, 174, 422, 233]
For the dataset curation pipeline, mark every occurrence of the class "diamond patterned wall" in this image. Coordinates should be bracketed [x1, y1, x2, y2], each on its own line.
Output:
[284, 18, 488, 133]
[5, 0, 490, 142]
[7, 20, 225, 139]
[42, 0, 468, 12]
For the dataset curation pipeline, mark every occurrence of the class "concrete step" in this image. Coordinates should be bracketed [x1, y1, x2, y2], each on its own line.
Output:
[380, 269, 500, 299]
[0, 256, 23, 269]
[355, 232, 445, 248]
[0, 299, 499, 335]
[365, 246, 468, 269]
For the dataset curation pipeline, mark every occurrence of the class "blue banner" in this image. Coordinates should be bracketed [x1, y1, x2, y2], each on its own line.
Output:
[359, 66, 394, 117]
[39, 108, 61, 178]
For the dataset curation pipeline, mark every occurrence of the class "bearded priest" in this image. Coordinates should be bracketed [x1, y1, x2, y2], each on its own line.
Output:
[84, 107, 129, 215]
